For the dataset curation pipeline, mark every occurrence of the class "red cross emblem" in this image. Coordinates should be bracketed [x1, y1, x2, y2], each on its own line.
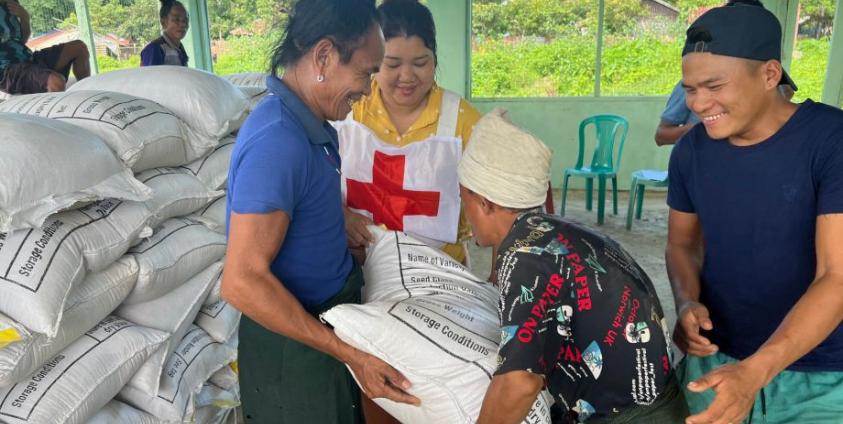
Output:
[346, 151, 440, 231]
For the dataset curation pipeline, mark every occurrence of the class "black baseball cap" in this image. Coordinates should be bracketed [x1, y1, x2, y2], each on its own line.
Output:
[683, 4, 798, 91]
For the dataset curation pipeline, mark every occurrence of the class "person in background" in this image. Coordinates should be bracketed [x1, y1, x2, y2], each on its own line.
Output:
[221, 0, 419, 423]
[0, 0, 90, 94]
[463, 109, 689, 424]
[653, 0, 793, 146]
[339, 0, 483, 267]
[667, 4, 843, 423]
[140, 0, 189, 67]
[654, 80, 701, 146]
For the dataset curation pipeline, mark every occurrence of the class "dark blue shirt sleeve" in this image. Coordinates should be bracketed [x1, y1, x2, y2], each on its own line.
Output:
[229, 126, 307, 219]
[666, 134, 695, 213]
[661, 82, 692, 126]
[817, 135, 843, 215]
[140, 43, 161, 66]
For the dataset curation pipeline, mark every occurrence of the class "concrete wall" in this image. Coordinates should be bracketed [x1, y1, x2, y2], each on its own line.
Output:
[471, 98, 671, 189]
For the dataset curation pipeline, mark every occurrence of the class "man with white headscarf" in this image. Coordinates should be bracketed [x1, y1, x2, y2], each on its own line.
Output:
[462, 109, 688, 424]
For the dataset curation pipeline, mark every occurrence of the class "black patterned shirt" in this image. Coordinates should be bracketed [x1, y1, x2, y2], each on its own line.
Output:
[494, 213, 672, 423]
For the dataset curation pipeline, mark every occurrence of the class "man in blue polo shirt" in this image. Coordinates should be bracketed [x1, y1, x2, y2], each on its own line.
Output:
[667, 4, 843, 424]
[220, 1, 419, 423]
[655, 81, 701, 146]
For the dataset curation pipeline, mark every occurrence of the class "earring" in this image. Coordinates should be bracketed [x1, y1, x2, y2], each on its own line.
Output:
[317, 75, 325, 83]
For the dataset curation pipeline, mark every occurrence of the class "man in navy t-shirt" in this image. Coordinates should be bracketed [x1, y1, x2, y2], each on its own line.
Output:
[667, 4, 843, 424]
[653, 1, 792, 147]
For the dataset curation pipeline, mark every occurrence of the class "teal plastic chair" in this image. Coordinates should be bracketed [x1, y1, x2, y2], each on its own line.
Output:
[626, 169, 669, 230]
[560, 114, 629, 225]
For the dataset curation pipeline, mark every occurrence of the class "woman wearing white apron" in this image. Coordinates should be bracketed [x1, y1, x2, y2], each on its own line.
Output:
[338, 0, 482, 267]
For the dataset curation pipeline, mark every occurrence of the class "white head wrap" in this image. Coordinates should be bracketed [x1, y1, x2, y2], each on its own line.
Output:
[458, 108, 552, 209]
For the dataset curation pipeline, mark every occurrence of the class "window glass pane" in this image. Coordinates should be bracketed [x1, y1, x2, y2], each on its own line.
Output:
[470, 0, 598, 97]
[601, 0, 720, 96]
[790, 0, 834, 102]
[26, 0, 77, 36]
[81, 0, 156, 73]
[209, 0, 290, 75]
[25, 0, 96, 76]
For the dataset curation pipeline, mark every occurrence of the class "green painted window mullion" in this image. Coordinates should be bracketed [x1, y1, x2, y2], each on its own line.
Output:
[761, 0, 798, 71]
[594, 0, 605, 97]
[182, 0, 213, 71]
[73, 0, 98, 75]
[781, 0, 800, 72]
[464, 0, 472, 99]
[822, 0, 843, 105]
[429, 0, 470, 97]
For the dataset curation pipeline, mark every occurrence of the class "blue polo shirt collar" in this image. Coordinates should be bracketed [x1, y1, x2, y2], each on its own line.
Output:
[266, 75, 336, 146]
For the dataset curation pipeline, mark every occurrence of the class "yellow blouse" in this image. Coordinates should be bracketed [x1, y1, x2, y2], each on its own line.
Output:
[352, 80, 481, 263]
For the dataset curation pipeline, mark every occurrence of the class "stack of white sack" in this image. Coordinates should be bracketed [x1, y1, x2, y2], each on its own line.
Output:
[0, 316, 170, 424]
[90, 183, 238, 422]
[222, 72, 269, 113]
[0, 110, 174, 424]
[0, 316, 169, 424]
[185, 136, 233, 235]
[60, 64, 240, 237]
[0, 257, 143, 387]
[88, 362, 240, 424]
[322, 226, 554, 424]
[0, 66, 251, 423]
[69, 66, 248, 149]
[63, 67, 244, 423]
[193, 363, 241, 424]
[0, 113, 151, 233]
[0, 90, 201, 172]
[187, 72, 264, 236]
[186, 73, 269, 237]
[119, 325, 238, 422]
[107, 207, 239, 424]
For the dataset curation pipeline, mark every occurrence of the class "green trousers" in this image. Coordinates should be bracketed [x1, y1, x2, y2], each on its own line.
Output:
[679, 352, 843, 424]
[586, 373, 690, 424]
[239, 265, 365, 424]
